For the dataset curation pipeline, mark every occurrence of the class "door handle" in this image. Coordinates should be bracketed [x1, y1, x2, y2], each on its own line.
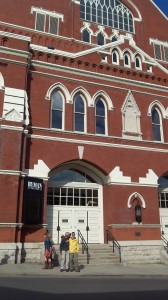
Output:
[86, 226, 89, 231]
[57, 226, 60, 231]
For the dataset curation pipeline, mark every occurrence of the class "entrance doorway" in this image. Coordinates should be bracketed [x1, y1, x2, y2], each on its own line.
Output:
[46, 166, 104, 244]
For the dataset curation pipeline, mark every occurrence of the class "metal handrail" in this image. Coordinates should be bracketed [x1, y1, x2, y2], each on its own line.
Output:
[161, 235, 168, 253]
[106, 229, 121, 263]
[77, 229, 90, 264]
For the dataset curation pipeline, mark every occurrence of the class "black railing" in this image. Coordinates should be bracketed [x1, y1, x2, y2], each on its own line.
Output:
[77, 229, 90, 264]
[161, 235, 168, 253]
[106, 229, 121, 263]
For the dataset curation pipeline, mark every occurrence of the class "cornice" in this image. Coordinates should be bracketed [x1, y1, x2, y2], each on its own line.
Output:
[0, 30, 31, 42]
[27, 132, 168, 154]
[30, 64, 168, 95]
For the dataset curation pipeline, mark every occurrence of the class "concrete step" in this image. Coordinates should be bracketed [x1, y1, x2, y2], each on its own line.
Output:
[53, 244, 121, 266]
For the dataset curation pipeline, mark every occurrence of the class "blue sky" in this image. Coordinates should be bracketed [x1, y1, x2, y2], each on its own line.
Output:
[153, 0, 168, 17]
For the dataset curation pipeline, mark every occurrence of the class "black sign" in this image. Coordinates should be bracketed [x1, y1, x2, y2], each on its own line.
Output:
[23, 177, 44, 224]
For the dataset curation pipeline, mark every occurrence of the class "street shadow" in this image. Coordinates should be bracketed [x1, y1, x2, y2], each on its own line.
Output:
[0, 254, 10, 265]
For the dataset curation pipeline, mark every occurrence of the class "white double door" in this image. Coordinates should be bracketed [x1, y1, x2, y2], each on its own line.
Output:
[47, 207, 103, 244]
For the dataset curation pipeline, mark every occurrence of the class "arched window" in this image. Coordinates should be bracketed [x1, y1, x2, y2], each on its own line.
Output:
[135, 56, 142, 70]
[74, 94, 86, 132]
[112, 49, 119, 64]
[80, 0, 134, 33]
[97, 32, 104, 45]
[51, 90, 64, 129]
[124, 53, 131, 67]
[95, 98, 106, 135]
[152, 107, 163, 141]
[82, 29, 90, 43]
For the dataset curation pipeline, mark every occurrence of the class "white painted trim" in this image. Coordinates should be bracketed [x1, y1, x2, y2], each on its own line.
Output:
[0, 223, 23, 228]
[109, 224, 160, 229]
[0, 30, 31, 41]
[91, 90, 114, 110]
[30, 37, 125, 59]
[45, 82, 71, 103]
[139, 169, 158, 185]
[30, 65, 168, 94]
[0, 170, 25, 176]
[27, 133, 168, 154]
[147, 100, 166, 118]
[31, 6, 64, 21]
[71, 86, 91, 106]
[25, 160, 50, 179]
[107, 166, 131, 184]
[127, 0, 142, 21]
[127, 192, 146, 208]
[0, 125, 23, 131]
[123, 48, 134, 62]
[150, 0, 168, 20]
[0, 46, 31, 59]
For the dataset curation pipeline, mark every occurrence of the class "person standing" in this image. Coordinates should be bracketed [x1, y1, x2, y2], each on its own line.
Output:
[60, 232, 70, 272]
[43, 232, 53, 269]
[69, 232, 80, 272]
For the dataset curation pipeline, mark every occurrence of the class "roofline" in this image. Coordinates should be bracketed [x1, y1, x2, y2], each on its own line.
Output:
[150, 0, 168, 21]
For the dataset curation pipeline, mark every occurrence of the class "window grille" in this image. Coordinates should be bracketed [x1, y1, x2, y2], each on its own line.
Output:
[80, 0, 134, 33]
[36, 13, 45, 31]
[49, 16, 58, 35]
[154, 44, 162, 60]
[164, 47, 168, 62]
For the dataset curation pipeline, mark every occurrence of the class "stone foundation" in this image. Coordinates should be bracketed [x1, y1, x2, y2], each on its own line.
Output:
[0, 242, 43, 264]
[109, 240, 164, 265]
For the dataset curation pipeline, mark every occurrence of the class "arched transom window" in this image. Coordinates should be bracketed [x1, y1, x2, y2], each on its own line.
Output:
[80, 0, 134, 33]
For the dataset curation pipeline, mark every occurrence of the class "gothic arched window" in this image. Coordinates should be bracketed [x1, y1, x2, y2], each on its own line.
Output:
[82, 28, 91, 43]
[51, 90, 64, 129]
[80, 0, 134, 33]
[152, 107, 163, 141]
[95, 98, 106, 135]
[74, 94, 86, 132]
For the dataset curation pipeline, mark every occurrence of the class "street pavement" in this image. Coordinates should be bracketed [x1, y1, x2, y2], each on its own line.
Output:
[1, 262, 168, 277]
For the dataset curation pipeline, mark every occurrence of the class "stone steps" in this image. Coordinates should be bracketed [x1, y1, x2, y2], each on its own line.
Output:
[53, 244, 121, 266]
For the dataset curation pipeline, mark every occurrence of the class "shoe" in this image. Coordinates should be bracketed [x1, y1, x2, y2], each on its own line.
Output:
[60, 269, 64, 272]
[70, 270, 74, 272]
[66, 269, 69, 272]
[75, 270, 80, 272]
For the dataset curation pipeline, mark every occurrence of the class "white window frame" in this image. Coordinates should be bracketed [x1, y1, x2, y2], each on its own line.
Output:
[124, 53, 131, 68]
[135, 56, 142, 70]
[73, 94, 87, 133]
[95, 98, 108, 136]
[31, 6, 64, 35]
[151, 106, 164, 142]
[154, 44, 162, 61]
[51, 90, 65, 131]
[112, 50, 119, 65]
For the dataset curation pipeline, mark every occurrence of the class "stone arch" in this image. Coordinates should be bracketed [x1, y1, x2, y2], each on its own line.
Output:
[92, 91, 114, 110]
[45, 82, 71, 103]
[147, 100, 166, 118]
[127, 192, 146, 209]
[71, 87, 91, 106]
[123, 48, 134, 62]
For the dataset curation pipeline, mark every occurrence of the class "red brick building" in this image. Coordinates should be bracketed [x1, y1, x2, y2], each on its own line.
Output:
[0, 0, 168, 263]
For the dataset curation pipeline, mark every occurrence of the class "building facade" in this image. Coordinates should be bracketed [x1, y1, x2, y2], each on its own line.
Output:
[0, 0, 168, 264]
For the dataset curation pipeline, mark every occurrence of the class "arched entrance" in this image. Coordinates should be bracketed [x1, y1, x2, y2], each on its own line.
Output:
[46, 163, 104, 244]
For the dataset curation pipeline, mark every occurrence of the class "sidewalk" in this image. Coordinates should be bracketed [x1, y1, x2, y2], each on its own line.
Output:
[1, 262, 168, 277]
